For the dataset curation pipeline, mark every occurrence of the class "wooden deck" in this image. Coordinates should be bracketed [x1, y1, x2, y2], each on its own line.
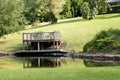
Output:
[21, 31, 66, 68]
[22, 31, 61, 42]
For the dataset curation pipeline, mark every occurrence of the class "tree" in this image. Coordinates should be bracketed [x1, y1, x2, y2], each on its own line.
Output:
[23, 0, 61, 24]
[60, 0, 72, 18]
[48, 0, 65, 18]
[0, 0, 25, 37]
[81, 0, 108, 19]
[60, 0, 83, 18]
[44, 11, 58, 24]
[97, 0, 107, 14]
[85, 0, 98, 19]
[71, 0, 83, 17]
[81, 2, 90, 19]
[23, 0, 50, 24]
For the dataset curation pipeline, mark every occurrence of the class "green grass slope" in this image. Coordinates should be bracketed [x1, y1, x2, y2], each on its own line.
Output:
[0, 13, 120, 52]
[0, 13, 120, 80]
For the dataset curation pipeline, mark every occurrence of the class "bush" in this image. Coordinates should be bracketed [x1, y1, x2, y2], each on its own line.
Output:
[84, 60, 120, 67]
[83, 29, 120, 66]
[44, 11, 58, 24]
[0, 0, 25, 37]
[81, 2, 90, 19]
[83, 29, 120, 53]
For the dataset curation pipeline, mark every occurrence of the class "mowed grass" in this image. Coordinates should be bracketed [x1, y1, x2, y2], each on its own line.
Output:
[0, 58, 22, 69]
[0, 13, 120, 51]
[0, 13, 120, 80]
[0, 59, 120, 80]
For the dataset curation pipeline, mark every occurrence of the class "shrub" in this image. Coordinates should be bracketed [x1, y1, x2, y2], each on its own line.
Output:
[84, 60, 120, 67]
[81, 2, 90, 19]
[83, 29, 120, 66]
[0, 0, 25, 37]
[44, 11, 58, 24]
[83, 29, 120, 53]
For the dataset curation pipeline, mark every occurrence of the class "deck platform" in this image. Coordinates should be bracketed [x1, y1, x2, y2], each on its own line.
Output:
[21, 31, 67, 68]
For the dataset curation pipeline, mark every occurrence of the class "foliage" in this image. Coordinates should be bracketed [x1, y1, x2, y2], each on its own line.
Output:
[81, 2, 90, 19]
[0, 0, 117, 38]
[60, 0, 108, 19]
[0, 14, 120, 79]
[60, 0, 72, 18]
[44, 11, 58, 24]
[108, 6, 120, 13]
[60, 0, 83, 19]
[0, 0, 25, 37]
[23, 0, 60, 24]
[84, 60, 120, 67]
[83, 29, 120, 53]
[48, 0, 65, 18]
[81, 0, 108, 19]
[0, 13, 120, 52]
[97, 0, 107, 14]
[71, 0, 83, 17]
[23, 0, 50, 23]
[81, 0, 98, 19]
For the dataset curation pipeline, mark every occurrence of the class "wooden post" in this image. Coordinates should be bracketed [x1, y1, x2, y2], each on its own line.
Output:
[56, 41, 58, 49]
[26, 33, 28, 40]
[27, 58, 29, 68]
[23, 42, 25, 50]
[29, 58, 31, 68]
[27, 42, 29, 50]
[40, 42, 43, 50]
[53, 59, 56, 67]
[56, 58, 58, 67]
[38, 58, 41, 67]
[22, 33, 24, 41]
[38, 42, 40, 50]
[53, 41, 55, 49]
[30, 33, 33, 40]
[28, 58, 31, 68]
[23, 58, 26, 68]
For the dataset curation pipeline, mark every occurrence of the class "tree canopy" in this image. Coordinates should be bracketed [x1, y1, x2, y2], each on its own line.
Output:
[0, 0, 25, 37]
[0, 0, 110, 37]
[81, 0, 107, 19]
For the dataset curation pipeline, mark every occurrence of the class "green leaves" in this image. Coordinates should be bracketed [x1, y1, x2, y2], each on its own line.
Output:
[81, 0, 107, 19]
[83, 29, 120, 53]
[97, 0, 107, 14]
[60, 0, 72, 18]
[23, 0, 59, 23]
[0, 0, 25, 37]
[81, 2, 90, 19]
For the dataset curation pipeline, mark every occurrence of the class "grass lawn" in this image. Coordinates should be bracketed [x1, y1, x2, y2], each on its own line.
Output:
[0, 13, 120, 52]
[0, 59, 120, 80]
[0, 13, 120, 80]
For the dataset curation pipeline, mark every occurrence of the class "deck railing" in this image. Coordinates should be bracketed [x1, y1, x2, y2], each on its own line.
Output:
[23, 31, 61, 41]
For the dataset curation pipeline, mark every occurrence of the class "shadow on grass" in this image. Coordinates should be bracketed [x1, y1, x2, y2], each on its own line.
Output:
[96, 14, 120, 19]
[37, 18, 87, 28]
[56, 18, 87, 24]
[6, 43, 23, 52]
[0, 67, 3, 69]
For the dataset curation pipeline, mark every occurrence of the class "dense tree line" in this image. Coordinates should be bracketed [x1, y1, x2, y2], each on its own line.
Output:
[0, 0, 25, 37]
[0, 0, 108, 37]
[60, 0, 83, 18]
[60, 0, 107, 19]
